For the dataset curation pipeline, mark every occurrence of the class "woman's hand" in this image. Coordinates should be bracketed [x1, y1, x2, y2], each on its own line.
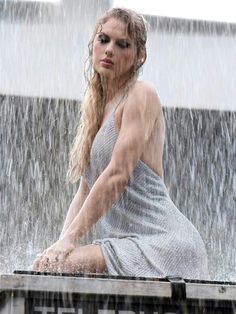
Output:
[32, 236, 76, 272]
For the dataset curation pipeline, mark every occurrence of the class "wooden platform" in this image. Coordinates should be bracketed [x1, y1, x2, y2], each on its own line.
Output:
[0, 271, 235, 313]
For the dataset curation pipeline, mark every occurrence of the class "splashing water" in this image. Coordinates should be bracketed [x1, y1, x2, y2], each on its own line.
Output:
[0, 0, 235, 282]
[0, 96, 235, 281]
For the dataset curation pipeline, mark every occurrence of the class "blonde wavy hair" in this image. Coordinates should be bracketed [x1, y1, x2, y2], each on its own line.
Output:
[68, 8, 147, 183]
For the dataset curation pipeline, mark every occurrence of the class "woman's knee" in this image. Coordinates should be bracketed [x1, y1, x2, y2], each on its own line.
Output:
[65, 244, 107, 273]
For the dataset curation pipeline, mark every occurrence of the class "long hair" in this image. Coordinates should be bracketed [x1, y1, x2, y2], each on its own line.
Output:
[68, 8, 147, 183]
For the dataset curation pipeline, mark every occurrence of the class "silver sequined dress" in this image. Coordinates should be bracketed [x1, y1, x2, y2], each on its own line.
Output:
[84, 109, 209, 279]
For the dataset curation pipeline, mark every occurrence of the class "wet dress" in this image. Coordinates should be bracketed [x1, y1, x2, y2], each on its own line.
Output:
[84, 108, 209, 279]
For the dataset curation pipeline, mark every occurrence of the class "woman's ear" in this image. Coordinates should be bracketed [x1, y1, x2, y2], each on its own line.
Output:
[139, 58, 145, 65]
[138, 50, 146, 67]
[137, 55, 146, 68]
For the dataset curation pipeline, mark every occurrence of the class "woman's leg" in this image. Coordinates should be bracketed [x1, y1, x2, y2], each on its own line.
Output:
[48, 244, 107, 273]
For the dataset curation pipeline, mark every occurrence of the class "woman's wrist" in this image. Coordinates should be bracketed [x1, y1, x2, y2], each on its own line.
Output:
[61, 231, 77, 245]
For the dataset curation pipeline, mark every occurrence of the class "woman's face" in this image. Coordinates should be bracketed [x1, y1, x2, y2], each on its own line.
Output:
[92, 18, 136, 82]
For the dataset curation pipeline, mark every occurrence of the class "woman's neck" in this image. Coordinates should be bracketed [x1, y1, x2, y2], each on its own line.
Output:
[101, 75, 135, 103]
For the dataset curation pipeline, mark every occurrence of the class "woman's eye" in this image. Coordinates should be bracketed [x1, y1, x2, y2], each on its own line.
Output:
[117, 41, 130, 49]
[98, 34, 109, 44]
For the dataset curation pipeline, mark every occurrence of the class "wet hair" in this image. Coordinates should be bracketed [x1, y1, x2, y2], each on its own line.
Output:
[68, 8, 148, 183]
[95, 7, 148, 73]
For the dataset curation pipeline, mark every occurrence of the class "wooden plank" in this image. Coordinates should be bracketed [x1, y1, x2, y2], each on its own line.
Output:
[186, 282, 236, 301]
[0, 274, 171, 298]
[0, 274, 235, 301]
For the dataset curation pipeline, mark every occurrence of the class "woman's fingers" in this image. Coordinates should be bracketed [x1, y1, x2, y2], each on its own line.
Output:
[57, 251, 68, 262]
[32, 253, 67, 272]
[32, 258, 40, 271]
[32, 238, 75, 272]
[32, 261, 45, 272]
[32, 253, 50, 270]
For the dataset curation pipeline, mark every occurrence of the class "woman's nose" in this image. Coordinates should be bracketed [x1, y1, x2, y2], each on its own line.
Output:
[105, 42, 114, 57]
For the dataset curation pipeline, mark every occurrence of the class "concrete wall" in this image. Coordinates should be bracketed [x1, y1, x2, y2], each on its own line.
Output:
[0, 1, 235, 110]
[0, 0, 110, 100]
[145, 19, 236, 111]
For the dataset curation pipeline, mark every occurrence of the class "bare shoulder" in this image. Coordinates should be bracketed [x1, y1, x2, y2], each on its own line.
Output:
[135, 79, 158, 93]
[125, 80, 163, 121]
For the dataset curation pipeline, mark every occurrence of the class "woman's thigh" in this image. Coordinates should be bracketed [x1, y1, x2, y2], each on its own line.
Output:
[59, 244, 107, 273]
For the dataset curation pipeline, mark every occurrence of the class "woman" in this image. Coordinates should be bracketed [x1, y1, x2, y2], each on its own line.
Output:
[33, 8, 209, 279]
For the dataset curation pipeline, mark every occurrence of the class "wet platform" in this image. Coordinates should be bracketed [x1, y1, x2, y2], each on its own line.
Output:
[0, 271, 235, 313]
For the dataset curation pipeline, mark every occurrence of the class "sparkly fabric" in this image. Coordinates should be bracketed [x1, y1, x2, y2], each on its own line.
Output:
[84, 109, 209, 279]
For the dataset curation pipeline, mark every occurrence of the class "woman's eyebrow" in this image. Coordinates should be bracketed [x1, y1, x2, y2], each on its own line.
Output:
[117, 38, 131, 42]
[97, 31, 130, 41]
[97, 31, 109, 36]
[96, 31, 107, 37]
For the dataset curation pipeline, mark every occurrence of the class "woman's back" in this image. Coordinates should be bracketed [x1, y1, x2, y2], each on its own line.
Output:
[84, 96, 209, 279]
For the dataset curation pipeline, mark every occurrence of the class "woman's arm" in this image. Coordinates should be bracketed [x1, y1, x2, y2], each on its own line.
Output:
[32, 81, 162, 270]
[59, 177, 90, 239]
[32, 178, 90, 270]
[63, 81, 162, 244]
